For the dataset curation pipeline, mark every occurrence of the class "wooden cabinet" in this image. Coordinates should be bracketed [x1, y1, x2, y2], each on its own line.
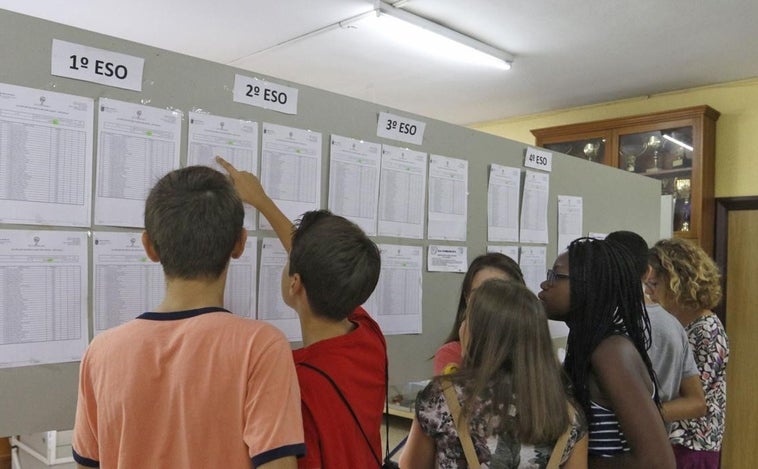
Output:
[532, 106, 719, 254]
[0, 437, 10, 469]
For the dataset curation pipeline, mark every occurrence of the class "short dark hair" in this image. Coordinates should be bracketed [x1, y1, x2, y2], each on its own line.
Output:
[144, 166, 244, 280]
[289, 210, 380, 321]
[444, 252, 525, 344]
[606, 230, 650, 279]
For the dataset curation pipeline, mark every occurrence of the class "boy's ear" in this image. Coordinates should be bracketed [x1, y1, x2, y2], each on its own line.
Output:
[230, 228, 247, 259]
[141, 231, 160, 262]
[289, 272, 305, 296]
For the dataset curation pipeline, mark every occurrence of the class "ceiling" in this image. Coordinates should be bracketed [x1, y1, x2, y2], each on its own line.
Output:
[2, 0, 758, 126]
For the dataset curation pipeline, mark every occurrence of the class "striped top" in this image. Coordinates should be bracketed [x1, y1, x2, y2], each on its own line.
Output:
[587, 400, 630, 456]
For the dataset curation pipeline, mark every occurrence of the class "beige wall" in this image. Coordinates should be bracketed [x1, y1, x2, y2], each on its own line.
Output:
[471, 78, 758, 198]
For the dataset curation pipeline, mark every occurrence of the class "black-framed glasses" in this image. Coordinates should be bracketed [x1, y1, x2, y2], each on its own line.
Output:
[546, 269, 570, 286]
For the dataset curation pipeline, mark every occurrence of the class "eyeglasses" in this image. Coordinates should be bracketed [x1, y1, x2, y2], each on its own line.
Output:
[546, 269, 570, 286]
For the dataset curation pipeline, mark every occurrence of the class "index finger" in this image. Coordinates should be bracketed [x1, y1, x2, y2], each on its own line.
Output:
[215, 155, 237, 174]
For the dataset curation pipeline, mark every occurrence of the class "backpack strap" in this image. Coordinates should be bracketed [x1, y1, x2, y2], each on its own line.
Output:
[298, 362, 383, 468]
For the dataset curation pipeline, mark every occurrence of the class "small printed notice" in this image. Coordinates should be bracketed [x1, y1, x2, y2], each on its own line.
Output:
[427, 245, 468, 273]
[376, 111, 426, 146]
[233, 75, 298, 115]
[557, 195, 583, 255]
[51, 39, 145, 91]
[524, 146, 552, 172]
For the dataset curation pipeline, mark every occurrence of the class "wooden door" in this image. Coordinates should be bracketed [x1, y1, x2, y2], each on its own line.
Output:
[720, 208, 758, 468]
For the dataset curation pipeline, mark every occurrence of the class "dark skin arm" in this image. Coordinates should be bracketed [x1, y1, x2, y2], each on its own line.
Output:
[588, 335, 675, 469]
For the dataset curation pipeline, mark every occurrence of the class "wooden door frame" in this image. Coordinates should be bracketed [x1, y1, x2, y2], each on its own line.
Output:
[713, 196, 758, 326]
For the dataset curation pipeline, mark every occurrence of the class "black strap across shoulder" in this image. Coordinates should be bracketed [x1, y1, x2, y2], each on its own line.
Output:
[297, 361, 384, 468]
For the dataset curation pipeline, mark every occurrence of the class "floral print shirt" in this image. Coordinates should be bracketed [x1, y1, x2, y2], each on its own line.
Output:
[415, 379, 586, 468]
[670, 313, 729, 451]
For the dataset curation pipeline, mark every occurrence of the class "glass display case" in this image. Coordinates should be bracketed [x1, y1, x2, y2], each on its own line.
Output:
[532, 106, 720, 254]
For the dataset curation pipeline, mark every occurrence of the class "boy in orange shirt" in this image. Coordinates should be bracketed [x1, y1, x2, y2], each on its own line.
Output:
[72, 166, 304, 468]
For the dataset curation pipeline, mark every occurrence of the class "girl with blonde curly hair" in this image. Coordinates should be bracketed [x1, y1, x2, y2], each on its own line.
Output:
[647, 238, 729, 469]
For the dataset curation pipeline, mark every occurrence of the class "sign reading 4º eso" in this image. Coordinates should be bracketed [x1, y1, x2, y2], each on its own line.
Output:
[51, 39, 145, 92]
[524, 146, 552, 172]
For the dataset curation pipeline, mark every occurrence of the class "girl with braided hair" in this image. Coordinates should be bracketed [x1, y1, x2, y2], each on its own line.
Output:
[539, 237, 674, 468]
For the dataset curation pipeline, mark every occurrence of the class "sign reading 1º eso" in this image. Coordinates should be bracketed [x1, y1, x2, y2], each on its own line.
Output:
[51, 39, 145, 92]
[524, 146, 552, 172]
[233, 75, 298, 115]
[376, 111, 426, 145]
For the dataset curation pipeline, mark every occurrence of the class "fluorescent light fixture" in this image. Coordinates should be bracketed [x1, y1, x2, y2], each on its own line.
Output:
[240, 2, 513, 71]
[372, 1, 513, 70]
[662, 134, 694, 152]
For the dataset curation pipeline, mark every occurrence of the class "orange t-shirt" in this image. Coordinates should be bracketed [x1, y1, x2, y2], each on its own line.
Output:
[73, 308, 304, 468]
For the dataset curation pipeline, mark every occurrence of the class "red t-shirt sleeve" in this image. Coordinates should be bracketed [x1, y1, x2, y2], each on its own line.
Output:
[433, 341, 462, 375]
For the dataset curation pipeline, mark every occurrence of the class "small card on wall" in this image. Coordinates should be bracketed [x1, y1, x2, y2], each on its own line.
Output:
[233, 75, 299, 115]
[376, 111, 426, 145]
[427, 245, 468, 273]
[51, 39, 145, 91]
[524, 146, 553, 172]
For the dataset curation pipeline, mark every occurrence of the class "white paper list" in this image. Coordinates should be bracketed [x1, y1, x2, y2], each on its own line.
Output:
[225, 235, 258, 319]
[260, 123, 322, 230]
[377, 145, 427, 239]
[363, 244, 423, 335]
[328, 135, 381, 235]
[0, 82, 94, 227]
[257, 237, 300, 341]
[93, 231, 164, 334]
[0, 229, 88, 368]
[519, 245, 547, 296]
[557, 195, 583, 256]
[93, 232, 258, 334]
[427, 154, 468, 241]
[519, 170, 550, 244]
[188, 112, 258, 230]
[488, 164, 521, 242]
[94, 98, 182, 228]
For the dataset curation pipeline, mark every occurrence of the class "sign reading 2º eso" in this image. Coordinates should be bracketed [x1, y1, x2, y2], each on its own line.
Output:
[233, 75, 298, 115]
[376, 111, 426, 146]
[51, 39, 145, 92]
[524, 146, 553, 172]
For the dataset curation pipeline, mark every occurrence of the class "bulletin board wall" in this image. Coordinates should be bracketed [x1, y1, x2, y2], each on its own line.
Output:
[0, 8, 662, 436]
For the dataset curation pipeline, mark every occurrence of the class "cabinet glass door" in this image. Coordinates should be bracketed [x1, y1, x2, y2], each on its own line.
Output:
[544, 137, 607, 164]
[617, 126, 694, 232]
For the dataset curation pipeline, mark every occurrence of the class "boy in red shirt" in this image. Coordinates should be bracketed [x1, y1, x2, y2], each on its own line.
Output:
[218, 157, 387, 469]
